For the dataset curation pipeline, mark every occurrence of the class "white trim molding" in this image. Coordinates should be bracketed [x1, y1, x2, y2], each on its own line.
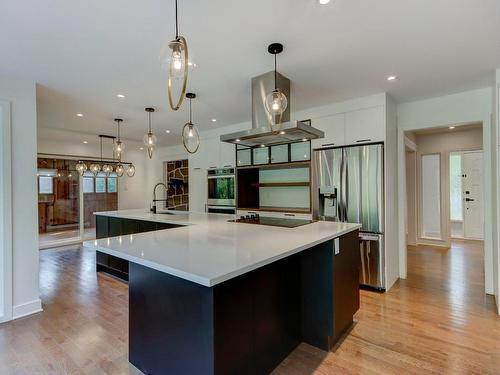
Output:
[12, 299, 42, 320]
[0, 100, 13, 323]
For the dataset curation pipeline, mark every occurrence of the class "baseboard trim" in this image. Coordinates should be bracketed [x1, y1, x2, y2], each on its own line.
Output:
[13, 299, 43, 320]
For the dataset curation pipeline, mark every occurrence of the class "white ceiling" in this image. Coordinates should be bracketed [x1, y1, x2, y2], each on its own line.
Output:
[1, 0, 500, 146]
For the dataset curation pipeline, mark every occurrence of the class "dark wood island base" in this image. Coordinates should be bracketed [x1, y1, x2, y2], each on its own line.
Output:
[128, 229, 359, 375]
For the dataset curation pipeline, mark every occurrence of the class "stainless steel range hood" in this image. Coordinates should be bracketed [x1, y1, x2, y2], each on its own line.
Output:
[220, 71, 324, 147]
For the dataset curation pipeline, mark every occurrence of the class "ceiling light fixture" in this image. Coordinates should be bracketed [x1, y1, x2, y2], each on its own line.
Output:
[319, 0, 331, 4]
[182, 93, 200, 154]
[211, 118, 217, 122]
[116, 94, 126, 98]
[113, 118, 125, 158]
[144, 108, 157, 159]
[166, 130, 171, 133]
[265, 43, 287, 132]
[76, 113, 83, 117]
[449, 126, 456, 129]
[83, 141, 88, 144]
[387, 75, 397, 81]
[167, 0, 189, 111]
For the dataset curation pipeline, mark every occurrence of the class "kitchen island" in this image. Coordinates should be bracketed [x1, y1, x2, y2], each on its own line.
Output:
[84, 209, 361, 375]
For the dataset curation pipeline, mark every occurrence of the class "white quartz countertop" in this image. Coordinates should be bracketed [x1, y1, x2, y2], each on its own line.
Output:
[83, 209, 361, 287]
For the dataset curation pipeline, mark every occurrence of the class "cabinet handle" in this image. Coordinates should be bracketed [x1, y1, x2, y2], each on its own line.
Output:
[223, 165, 232, 167]
[321, 142, 335, 147]
[356, 139, 371, 143]
[194, 167, 201, 170]
[209, 166, 217, 169]
[284, 213, 296, 217]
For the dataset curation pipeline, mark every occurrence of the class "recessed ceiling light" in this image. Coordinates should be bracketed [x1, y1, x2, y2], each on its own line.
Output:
[260, 144, 265, 148]
[83, 140, 88, 144]
[235, 139, 241, 142]
[116, 94, 126, 98]
[279, 131, 286, 135]
[139, 147, 144, 150]
[76, 113, 83, 117]
[165, 130, 171, 133]
[211, 118, 217, 122]
[449, 126, 455, 129]
[302, 138, 308, 142]
[387, 75, 398, 81]
[319, 0, 330, 4]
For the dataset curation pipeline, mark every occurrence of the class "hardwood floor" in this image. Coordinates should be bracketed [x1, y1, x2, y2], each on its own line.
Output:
[0, 240, 499, 374]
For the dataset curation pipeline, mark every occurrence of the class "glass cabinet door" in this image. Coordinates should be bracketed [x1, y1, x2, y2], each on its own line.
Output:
[290, 141, 311, 161]
[237, 148, 251, 166]
[253, 146, 270, 165]
[270, 144, 288, 164]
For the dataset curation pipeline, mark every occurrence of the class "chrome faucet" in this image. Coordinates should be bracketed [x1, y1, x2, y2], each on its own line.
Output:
[151, 182, 168, 214]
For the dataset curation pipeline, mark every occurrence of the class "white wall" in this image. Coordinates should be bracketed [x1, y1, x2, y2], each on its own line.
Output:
[37, 128, 150, 210]
[397, 87, 495, 297]
[0, 75, 41, 320]
[494, 69, 500, 313]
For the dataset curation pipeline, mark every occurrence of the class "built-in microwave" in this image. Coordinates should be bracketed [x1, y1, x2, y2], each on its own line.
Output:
[207, 168, 236, 207]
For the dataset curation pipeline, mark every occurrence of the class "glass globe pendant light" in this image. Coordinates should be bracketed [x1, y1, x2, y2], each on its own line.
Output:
[113, 118, 125, 158]
[143, 108, 157, 159]
[182, 92, 200, 154]
[75, 160, 87, 176]
[115, 163, 124, 177]
[89, 162, 101, 176]
[167, 0, 188, 110]
[264, 43, 288, 131]
[126, 163, 136, 177]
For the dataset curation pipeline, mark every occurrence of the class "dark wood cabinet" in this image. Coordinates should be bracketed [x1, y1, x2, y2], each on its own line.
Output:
[95, 216, 180, 281]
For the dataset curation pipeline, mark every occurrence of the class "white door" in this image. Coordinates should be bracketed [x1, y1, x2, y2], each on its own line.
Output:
[462, 151, 484, 239]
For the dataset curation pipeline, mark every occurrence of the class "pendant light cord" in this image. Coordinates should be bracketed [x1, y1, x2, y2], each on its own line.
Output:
[148, 112, 152, 133]
[189, 97, 192, 123]
[175, 0, 179, 38]
[100, 136, 103, 161]
[274, 53, 277, 90]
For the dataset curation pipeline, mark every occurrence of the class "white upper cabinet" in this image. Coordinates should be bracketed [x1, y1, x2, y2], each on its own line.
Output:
[189, 137, 235, 170]
[311, 113, 346, 149]
[344, 106, 385, 144]
[219, 141, 236, 168]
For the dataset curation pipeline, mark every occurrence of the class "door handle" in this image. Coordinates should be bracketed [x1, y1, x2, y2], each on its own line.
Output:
[465, 198, 474, 202]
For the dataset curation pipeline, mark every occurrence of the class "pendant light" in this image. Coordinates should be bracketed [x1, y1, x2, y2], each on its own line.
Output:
[115, 162, 124, 177]
[143, 108, 157, 159]
[265, 43, 288, 130]
[126, 163, 136, 177]
[167, 0, 189, 110]
[76, 160, 87, 176]
[113, 118, 125, 158]
[182, 92, 200, 154]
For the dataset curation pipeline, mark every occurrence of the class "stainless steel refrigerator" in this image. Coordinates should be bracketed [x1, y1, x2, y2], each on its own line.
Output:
[312, 143, 385, 291]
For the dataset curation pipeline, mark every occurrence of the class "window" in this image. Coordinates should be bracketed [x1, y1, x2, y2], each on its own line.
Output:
[83, 177, 94, 193]
[450, 153, 462, 221]
[421, 154, 441, 239]
[95, 177, 106, 193]
[107, 177, 117, 193]
[38, 176, 53, 194]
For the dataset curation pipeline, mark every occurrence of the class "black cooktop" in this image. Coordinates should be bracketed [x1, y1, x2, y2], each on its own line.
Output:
[228, 215, 314, 228]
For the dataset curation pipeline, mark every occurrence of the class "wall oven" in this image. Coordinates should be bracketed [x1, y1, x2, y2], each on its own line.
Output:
[207, 168, 236, 209]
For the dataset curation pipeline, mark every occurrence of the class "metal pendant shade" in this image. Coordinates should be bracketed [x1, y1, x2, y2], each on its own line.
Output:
[265, 43, 288, 131]
[167, 0, 188, 111]
[182, 93, 200, 154]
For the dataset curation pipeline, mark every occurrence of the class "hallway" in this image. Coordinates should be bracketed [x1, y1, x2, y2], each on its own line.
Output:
[0, 241, 499, 374]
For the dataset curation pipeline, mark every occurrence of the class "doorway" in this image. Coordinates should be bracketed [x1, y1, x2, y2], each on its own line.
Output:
[450, 151, 484, 240]
[37, 157, 118, 249]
